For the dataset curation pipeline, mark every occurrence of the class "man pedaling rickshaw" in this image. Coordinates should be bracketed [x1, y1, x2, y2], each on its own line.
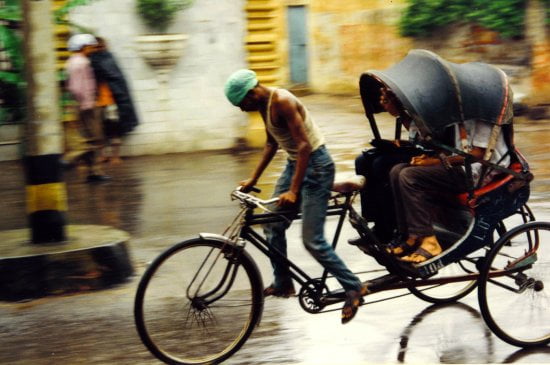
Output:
[351, 49, 528, 266]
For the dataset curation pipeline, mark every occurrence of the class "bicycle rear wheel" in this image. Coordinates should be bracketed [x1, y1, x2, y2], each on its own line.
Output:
[478, 221, 550, 347]
[134, 238, 264, 364]
[408, 259, 478, 304]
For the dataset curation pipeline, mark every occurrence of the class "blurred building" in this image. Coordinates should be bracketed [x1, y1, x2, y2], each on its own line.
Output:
[1, 0, 548, 160]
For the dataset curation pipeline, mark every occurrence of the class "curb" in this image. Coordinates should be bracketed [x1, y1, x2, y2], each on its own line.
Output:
[0, 225, 133, 301]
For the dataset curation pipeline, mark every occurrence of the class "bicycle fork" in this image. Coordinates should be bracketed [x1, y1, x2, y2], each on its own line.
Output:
[187, 240, 244, 309]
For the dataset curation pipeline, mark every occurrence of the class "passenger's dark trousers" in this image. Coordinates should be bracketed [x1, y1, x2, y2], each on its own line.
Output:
[355, 148, 421, 242]
[389, 163, 469, 237]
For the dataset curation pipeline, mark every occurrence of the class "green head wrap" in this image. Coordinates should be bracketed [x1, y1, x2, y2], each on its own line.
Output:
[224, 69, 258, 106]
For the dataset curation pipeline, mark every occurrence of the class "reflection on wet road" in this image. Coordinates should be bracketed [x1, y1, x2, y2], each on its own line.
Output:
[0, 94, 549, 364]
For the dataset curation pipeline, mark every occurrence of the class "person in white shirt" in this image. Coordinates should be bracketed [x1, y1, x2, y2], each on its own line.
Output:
[388, 118, 511, 263]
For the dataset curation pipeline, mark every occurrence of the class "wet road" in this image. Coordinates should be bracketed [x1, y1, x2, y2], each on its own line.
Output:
[1, 94, 550, 364]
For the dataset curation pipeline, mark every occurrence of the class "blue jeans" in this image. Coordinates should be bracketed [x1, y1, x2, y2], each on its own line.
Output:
[264, 145, 362, 292]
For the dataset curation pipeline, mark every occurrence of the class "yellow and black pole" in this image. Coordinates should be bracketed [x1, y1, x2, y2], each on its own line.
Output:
[22, 0, 67, 243]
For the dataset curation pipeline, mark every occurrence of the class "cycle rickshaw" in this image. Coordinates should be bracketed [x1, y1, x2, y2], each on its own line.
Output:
[134, 50, 550, 365]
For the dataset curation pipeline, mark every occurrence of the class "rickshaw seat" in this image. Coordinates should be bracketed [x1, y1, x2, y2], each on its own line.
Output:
[457, 163, 522, 209]
[332, 175, 366, 193]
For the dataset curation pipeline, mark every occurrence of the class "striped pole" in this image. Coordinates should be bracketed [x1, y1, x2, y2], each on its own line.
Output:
[22, 0, 67, 243]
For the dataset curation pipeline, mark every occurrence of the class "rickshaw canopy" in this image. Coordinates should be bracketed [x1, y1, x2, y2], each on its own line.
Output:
[360, 49, 513, 139]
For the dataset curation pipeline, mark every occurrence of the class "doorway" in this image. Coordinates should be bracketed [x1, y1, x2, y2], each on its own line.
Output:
[287, 5, 308, 85]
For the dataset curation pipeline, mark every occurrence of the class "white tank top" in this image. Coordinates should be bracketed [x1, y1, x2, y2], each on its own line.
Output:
[265, 89, 325, 160]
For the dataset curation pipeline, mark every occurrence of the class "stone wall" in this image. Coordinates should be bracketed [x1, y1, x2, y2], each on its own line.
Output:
[307, 0, 543, 105]
[64, 0, 547, 157]
[70, 0, 248, 156]
[525, 0, 550, 107]
[413, 23, 532, 101]
[309, 0, 412, 94]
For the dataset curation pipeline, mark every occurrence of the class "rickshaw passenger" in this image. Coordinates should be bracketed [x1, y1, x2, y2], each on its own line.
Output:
[388, 119, 511, 263]
[350, 88, 421, 244]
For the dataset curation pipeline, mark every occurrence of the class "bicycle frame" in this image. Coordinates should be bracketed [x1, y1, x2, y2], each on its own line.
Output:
[216, 188, 538, 313]
[238, 193, 354, 304]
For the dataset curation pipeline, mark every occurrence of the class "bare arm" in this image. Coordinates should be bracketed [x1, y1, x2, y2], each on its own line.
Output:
[410, 147, 486, 166]
[240, 133, 278, 192]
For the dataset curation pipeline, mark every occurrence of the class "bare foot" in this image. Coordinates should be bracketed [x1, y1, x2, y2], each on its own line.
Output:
[399, 235, 442, 263]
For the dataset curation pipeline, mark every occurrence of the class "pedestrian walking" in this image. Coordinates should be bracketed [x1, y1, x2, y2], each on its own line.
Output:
[64, 33, 110, 182]
[89, 36, 139, 165]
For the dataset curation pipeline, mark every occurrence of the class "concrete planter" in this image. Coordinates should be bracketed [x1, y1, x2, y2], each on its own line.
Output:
[135, 33, 188, 79]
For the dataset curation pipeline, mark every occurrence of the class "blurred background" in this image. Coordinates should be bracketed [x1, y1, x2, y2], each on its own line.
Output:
[1, 0, 549, 160]
[1, 1, 550, 364]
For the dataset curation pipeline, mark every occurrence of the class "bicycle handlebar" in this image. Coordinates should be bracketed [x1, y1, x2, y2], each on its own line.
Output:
[231, 188, 280, 208]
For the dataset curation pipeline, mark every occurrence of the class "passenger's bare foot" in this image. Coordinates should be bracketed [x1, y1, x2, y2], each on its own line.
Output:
[387, 235, 420, 256]
[399, 235, 442, 263]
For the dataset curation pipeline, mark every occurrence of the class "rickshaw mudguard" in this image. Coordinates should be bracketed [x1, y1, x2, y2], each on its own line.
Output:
[415, 183, 530, 277]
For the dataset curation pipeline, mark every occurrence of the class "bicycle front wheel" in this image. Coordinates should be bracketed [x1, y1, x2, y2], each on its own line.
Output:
[478, 222, 550, 347]
[134, 237, 264, 364]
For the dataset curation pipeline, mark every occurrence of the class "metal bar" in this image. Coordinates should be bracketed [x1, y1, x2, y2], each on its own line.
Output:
[486, 277, 522, 293]
[246, 204, 347, 225]
[241, 228, 313, 286]
[366, 109, 381, 140]
[429, 138, 528, 180]
[320, 195, 351, 285]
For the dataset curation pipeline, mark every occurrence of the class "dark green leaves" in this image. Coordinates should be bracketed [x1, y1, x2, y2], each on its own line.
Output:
[136, 0, 194, 33]
[399, 0, 529, 39]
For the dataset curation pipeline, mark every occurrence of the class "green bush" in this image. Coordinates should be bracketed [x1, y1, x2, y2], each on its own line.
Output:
[399, 0, 528, 39]
[0, 1, 24, 124]
[544, 0, 550, 24]
[136, 0, 193, 33]
[0, 0, 21, 22]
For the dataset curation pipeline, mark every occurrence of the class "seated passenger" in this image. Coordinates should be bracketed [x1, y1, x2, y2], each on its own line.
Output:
[388, 118, 511, 263]
[351, 87, 422, 244]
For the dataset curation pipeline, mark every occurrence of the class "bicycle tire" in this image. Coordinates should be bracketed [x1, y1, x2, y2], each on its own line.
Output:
[478, 221, 550, 347]
[134, 237, 264, 364]
[408, 259, 478, 304]
[408, 211, 527, 305]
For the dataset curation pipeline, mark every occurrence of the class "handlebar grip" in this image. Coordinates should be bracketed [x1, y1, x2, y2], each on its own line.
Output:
[250, 186, 261, 193]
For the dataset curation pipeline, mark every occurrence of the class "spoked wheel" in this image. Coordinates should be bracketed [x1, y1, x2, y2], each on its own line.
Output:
[408, 258, 479, 304]
[478, 221, 550, 347]
[134, 238, 264, 364]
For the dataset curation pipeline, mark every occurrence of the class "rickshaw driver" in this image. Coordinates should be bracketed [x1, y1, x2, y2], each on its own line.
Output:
[389, 118, 511, 263]
[224, 69, 367, 324]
